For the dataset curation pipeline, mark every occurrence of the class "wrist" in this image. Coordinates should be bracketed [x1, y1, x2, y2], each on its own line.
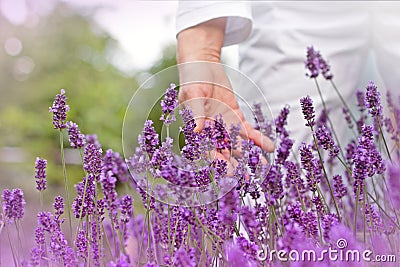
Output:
[177, 17, 226, 64]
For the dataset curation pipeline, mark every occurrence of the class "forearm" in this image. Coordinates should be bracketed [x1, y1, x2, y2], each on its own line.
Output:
[177, 17, 227, 64]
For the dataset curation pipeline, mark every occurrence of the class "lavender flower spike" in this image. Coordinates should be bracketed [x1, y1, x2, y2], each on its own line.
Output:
[365, 80, 383, 121]
[2, 188, 26, 223]
[35, 157, 47, 191]
[300, 95, 316, 128]
[49, 89, 70, 130]
[160, 83, 178, 125]
[315, 125, 339, 157]
[317, 52, 333, 80]
[305, 46, 320, 78]
[66, 121, 86, 149]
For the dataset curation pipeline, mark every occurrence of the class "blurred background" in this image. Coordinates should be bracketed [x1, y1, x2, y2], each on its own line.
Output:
[0, 0, 179, 263]
[0, 0, 178, 188]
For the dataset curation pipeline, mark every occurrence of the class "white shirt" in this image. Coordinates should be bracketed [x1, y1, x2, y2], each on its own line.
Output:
[177, 1, 399, 147]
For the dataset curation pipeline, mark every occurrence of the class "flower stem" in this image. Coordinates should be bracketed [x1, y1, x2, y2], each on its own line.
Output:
[5, 223, 18, 267]
[330, 80, 358, 125]
[377, 120, 392, 161]
[367, 192, 400, 230]
[314, 78, 346, 159]
[312, 133, 341, 220]
[60, 130, 73, 240]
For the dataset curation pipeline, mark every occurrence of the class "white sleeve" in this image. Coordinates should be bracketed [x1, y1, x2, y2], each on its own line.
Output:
[176, 1, 253, 47]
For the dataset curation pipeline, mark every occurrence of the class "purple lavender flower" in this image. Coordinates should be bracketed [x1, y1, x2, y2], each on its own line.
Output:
[37, 211, 55, 231]
[53, 195, 64, 218]
[262, 164, 284, 204]
[31, 226, 46, 265]
[173, 247, 196, 267]
[180, 107, 203, 161]
[332, 174, 347, 200]
[224, 240, 256, 267]
[30, 246, 43, 266]
[143, 263, 160, 267]
[97, 198, 106, 221]
[72, 174, 96, 218]
[212, 115, 232, 152]
[108, 254, 131, 267]
[120, 195, 134, 224]
[300, 96, 316, 128]
[287, 202, 303, 223]
[276, 136, 294, 165]
[284, 161, 306, 196]
[352, 125, 385, 200]
[103, 149, 130, 183]
[312, 195, 326, 216]
[384, 117, 399, 142]
[49, 89, 70, 130]
[315, 125, 339, 157]
[388, 161, 400, 209]
[299, 143, 322, 191]
[247, 144, 261, 175]
[2, 188, 25, 222]
[253, 102, 266, 133]
[213, 158, 228, 180]
[356, 89, 366, 113]
[317, 52, 333, 80]
[100, 169, 119, 225]
[160, 83, 178, 125]
[34, 226, 45, 247]
[218, 189, 240, 225]
[275, 105, 290, 137]
[365, 204, 384, 234]
[66, 121, 86, 149]
[76, 227, 88, 260]
[299, 142, 314, 172]
[322, 214, 339, 242]
[86, 134, 102, 148]
[34, 157, 47, 191]
[345, 139, 356, 166]
[91, 219, 101, 266]
[305, 46, 320, 78]
[300, 211, 319, 239]
[49, 229, 77, 266]
[342, 107, 354, 129]
[138, 120, 159, 156]
[236, 236, 259, 263]
[365, 80, 383, 121]
[83, 142, 103, 179]
[229, 123, 241, 151]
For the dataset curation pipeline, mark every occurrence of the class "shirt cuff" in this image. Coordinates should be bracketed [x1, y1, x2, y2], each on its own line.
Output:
[176, 1, 253, 46]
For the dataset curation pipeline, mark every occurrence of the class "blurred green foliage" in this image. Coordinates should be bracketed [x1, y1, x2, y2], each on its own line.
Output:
[0, 3, 176, 188]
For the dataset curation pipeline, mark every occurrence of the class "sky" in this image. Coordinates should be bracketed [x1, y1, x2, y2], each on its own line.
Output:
[0, 0, 179, 71]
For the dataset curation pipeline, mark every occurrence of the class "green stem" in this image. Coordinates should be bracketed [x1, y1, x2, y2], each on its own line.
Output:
[137, 209, 149, 267]
[330, 80, 358, 125]
[336, 155, 353, 176]
[314, 78, 346, 160]
[354, 185, 360, 236]
[377, 120, 392, 161]
[367, 192, 400, 230]
[312, 133, 341, 220]
[60, 130, 73, 239]
[5, 223, 18, 267]
[40, 191, 44, 211]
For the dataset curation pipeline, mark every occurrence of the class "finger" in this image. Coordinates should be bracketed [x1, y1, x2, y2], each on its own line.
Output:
[179, 84, 211, 132]
[214, 150, 238, 177]
[230, 136, 270, 166]
[242, 121, 275, 152]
